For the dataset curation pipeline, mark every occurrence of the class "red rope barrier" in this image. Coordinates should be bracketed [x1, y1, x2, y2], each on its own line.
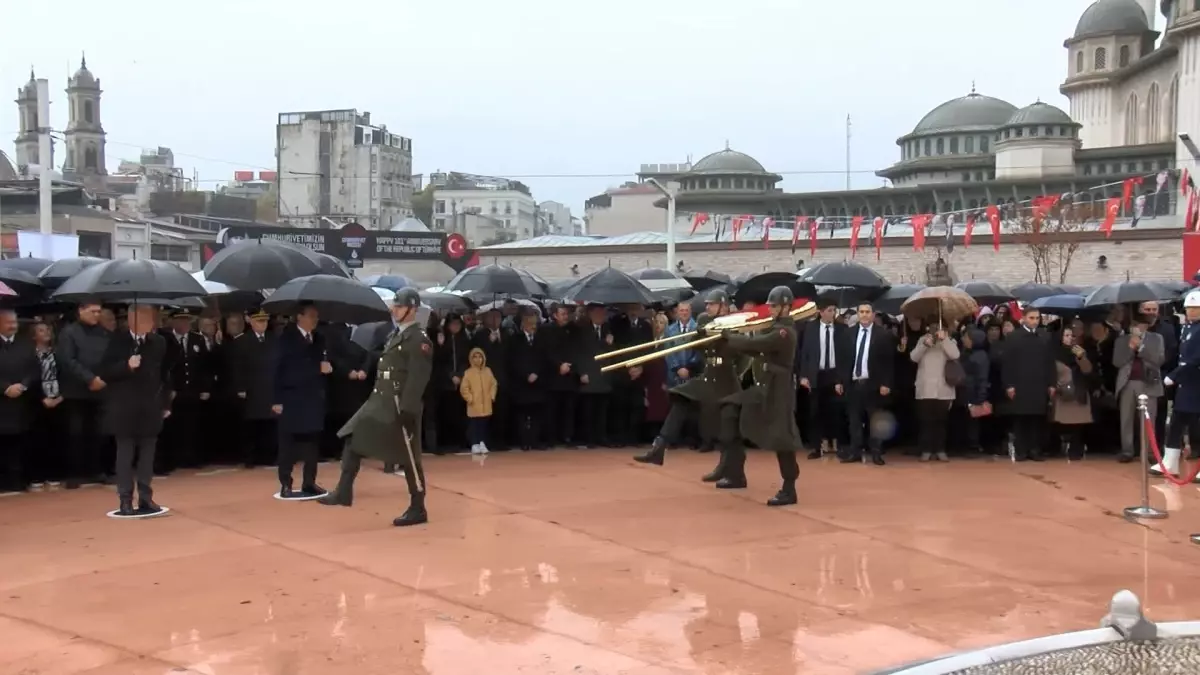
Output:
[1143, 414, 1200, 486]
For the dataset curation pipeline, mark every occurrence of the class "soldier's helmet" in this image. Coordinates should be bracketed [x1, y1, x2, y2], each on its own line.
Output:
[392, 287, 421, 309]
[704, 288, 730, 305]
[766, 285, 794, 308]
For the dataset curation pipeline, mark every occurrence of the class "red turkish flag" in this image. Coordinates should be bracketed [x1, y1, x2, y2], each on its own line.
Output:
[1101, 196, 1121, 238]
[872, 217, 884, 260]
[809, 217, 820, 256]
[762, 216, 775, 249]
[1183, 169, 1192, 197]
[911, 214, 931, 251]
[849, 216, 863, 257]
[791, 216, 808, 254]
[964, 215, 975, 248]
[1030, 195, 1059, 234]
[1120, 178, 1143, 213]
[985, 205, 1001, 251]
[689, 212, 709, 235]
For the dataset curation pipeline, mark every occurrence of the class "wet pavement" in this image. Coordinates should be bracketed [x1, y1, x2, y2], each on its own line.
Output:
[2, 450, 1200, 674]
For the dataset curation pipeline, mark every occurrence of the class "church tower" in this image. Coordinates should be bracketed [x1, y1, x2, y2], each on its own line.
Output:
[62, 55, 106, 179]
[13, 69, 39, 171]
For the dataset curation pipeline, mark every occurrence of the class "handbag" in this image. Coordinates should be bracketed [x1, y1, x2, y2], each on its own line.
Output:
[968, 401, 993, 418]
[943, 358, 966, 387]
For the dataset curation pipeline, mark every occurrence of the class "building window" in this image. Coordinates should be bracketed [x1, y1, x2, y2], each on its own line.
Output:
[961, 172, 971, 182]
[84, 146, 97, 170]
[924, 138, 931, 155]
[981, 136, 989, 152]
[1084, 164, 1093, 175]
[490, 201, 497, 214]
[950, 137, 959, 154]
[708, 178, 718, 189]
[965, 136, 975, 153]
[150, 244, 189, 263]
[370, 155, 377, 173]
[734, 178, 744, 189]
[1076, 51, 1084, 73]
[83, 99, 94, 124]
[1159, 158, 1170, 169]
[504, 201, 512, 215]
[1095, 47, 1107, 70]
[1030, 126, 1039, 137]
[969, 199, 979, 209]
[974, 171, 984, 181]
[1098, 163, 1107, 174]
[434, 218, 445, 230]
[936, 137, 944, 155]
[1119, 45, 1130, 67]
[435, 200, 446, 214]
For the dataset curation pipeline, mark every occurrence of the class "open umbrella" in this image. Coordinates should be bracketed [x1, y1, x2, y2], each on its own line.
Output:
[52, 259, 208, 302]
[1084, 281, 1179, 308]
[480, 297, 538, 312]
[562, 267, 657, 305]
[901, 286, 979, 325]
[0, 281, 16, 297]
[796, 261, 889, 289]
[38, 256, 106, 289]
[1029, 294, 1087, 314]
[629, 268, 692, 292]
[315, 253, 352, 278]
[420, 290, 476, 313]
[954, 280, 1014, 305]
[546, 278, 580, 299]
[202, 239, 327, 291]
[683, 269, 733, 292]
[0, 266, 43, 296]
[444, 264, 545, 296]
[732, 272, 816, 307]
[361, 273, 416, 291]
[0, 257, 53, 275]
[1009, 282, 1075, 303]
[870, 283, 927, 315]
[262, 274, 390, 324]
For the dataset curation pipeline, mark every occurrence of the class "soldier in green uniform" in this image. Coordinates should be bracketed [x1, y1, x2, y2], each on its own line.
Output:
[634, 288, 742, 484]
[318, 287, 434, 527]
[701, 285, 805, 507]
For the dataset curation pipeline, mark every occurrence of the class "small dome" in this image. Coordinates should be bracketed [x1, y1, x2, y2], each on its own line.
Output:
[0, 151, 16, 180]
[70, 56, 97, 88]
[1074, 0, 1149, 39]
[912, 92, 1018, 134]
[1005, 101, 1075, 126]
[18, 69, 36, 100]
[390, 217, 430, 232]
[690, 148, 768, 174]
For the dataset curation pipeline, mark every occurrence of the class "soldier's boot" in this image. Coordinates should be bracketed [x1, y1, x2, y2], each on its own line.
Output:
[318, 450, 361, 507]
[117, 495, 135, 517]
[393, 492, 428, 528]
[766, 480, 798, 507]
[701, 449, 727, 483]
[634, 437, 666, 466]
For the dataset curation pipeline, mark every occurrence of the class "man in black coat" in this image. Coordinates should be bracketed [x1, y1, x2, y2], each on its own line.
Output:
[320, 321, 370, 461]
[0, 309, 38, 492]
[543, 304, 580, 446]
[799, 300, 847, 459]
[472, 309, 511, 450]
[231, 310, 278, 467]
[98, 303, 172, 516]
[270, 304, 331, 498]
[609, 306, 653, 446]
[1001, 308, 1055, 462]
[56, 301, 112, 488]
[159, 309, 213, 472]
[575, 304, 614, 447]
[838, 302, 894, 465]
[507, 307, 549, 450]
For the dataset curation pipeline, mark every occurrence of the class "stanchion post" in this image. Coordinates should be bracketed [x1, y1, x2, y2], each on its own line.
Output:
[1124, 394, 1168, 520]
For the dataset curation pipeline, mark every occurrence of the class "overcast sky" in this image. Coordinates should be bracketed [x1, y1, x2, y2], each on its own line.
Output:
[2, 0, 1103, 214]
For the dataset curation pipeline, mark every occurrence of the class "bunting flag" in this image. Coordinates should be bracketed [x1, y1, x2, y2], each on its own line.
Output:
[791, 216, 808, 254]
[809, 217, 821, 256]
[1131, 195, 1146, 228]
[1121, 177, 1144, 213]
[911, 214, 931, 251]
[1187, 192, 1197, 232]
[985, 205, 1001, 251]
[872, 216, 884, 261]
[1030, 195, 1060, 234]
[1183, 168, 1192, 197]
[849, 216, 863, 257]
[1101, 196, 1121, 237]
[762, 216, 775, 249]
[731, 214, 749, 246]
[944, 214, 956, 253]
[964, 214, 975, 248]
[689, 212, 709, 235]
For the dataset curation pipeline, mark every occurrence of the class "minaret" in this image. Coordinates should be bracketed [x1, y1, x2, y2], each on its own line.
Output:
[14, 68, 39, 171]
[62, 54, 106, 179]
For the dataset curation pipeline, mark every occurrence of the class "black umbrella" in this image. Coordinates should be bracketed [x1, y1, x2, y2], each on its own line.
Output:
[202, 239, 327, 291]
[111, 296, 207, 310]
[867, 283, 926, 315]
[546, 278, 580, 298]
[815, 285, 887, 308]
[796, 261, 889, 289]
[361, 273, 416, 291]
[420, 290, 476, 313]
[480, 297, 538, 312]
[683, 269, 733, 292]
[562, 267, 658, 305]
[262, 274, 390, 324]
[38, 256, 106, 289]
[1084, 281, 1179, 308]
[444, 264, 545, 296]
[732, 272, 816, 307]
[52, 259, 208, 302]
[350, 321, 392, 351]
[1009, 282, 1075, 303]
[0, 257, 53, 275]
[0, 266, 43, 296]
[315, 253, 352, 278]
[1028, 294, 1087, 315]
[953, 281, 1015, 305]
[629, 267, 680, 281]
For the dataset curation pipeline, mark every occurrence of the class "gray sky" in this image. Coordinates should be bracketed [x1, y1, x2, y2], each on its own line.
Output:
[3, 0, 1098, 213]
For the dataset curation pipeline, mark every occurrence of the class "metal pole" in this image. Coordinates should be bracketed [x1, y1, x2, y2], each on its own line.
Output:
[36, 78, 52, 259]
[1124, 394, 1168, 520]
[646, 178, 675, 271]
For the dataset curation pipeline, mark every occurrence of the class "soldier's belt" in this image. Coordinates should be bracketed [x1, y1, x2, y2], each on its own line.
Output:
[705, 357, 724, 366]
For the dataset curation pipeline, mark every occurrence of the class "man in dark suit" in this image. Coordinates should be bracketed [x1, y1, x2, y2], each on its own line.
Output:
[159, 309, 213, 473]
[838, 303, 894, 465]
[507, 307, 548, 449]
[799, 300, 846, 459]
[231, 310, 278, 467]
[320, 321, 369, 461]
[270, 304, 331, 498]
[0, 309, 38, 493]
[609, 306, 654, 446]
[98, 303, 172, 516]
[1001, 308, 1055, 462]
[544, 304, 580, 446]
[575, 303, 614, 447]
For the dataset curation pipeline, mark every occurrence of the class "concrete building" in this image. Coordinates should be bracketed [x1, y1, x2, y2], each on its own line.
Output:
[276, 108, 414, 229]
[536, 200, 573, 235]
[221, 170, 277, 201]
[430, 172, 537, 241]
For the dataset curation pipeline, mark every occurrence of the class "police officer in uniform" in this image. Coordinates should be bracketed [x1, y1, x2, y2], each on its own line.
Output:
[318, 288, 434, 527]
[159, 309, 213, 472]
[1159, 290, 1200, 483]
[634, 288, 740, 481]
[702, 285, 805, 507]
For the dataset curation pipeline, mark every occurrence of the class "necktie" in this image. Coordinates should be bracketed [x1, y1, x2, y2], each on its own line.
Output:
[257, 333, 264, 343]
[596, 326, 601, 340]
[527, 333, 533, 345]
[305, 332, 313, 344]
[854, 328, 868, 379]
[823, 326, 832, 370]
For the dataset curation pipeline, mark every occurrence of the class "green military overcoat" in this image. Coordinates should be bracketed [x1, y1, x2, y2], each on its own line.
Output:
[338, 322, 432, 465]
[670, 312, 744, 440]
[719, 316, 805, 452]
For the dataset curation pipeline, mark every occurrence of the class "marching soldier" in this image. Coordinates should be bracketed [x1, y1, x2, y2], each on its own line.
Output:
[634, 288, 741, 483]
[319, 288, 434, 527]
[701, 285, 805, 507]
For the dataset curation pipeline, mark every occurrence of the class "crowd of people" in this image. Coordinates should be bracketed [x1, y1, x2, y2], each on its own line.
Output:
[0, 285, 1192, 506]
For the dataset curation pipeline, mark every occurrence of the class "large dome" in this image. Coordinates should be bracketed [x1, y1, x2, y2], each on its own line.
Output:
[390, 217, 430, 232]
[1074, 0, 1149, 39]
[690, 148, 768, 174]
[912, 92, 1018, 134]
[0, 151, 15, 180]
[1005, 101, 1075, 126]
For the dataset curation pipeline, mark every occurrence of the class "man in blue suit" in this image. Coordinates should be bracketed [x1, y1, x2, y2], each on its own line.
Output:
[271, 303, 331, 498]
[1160, 290, 1200, 484]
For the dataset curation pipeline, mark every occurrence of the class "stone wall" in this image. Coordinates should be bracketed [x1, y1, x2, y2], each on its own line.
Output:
[477, 233, 1183, 286]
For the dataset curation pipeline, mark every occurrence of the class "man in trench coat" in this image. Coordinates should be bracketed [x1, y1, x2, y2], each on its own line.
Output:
[319, 287, 433, 527]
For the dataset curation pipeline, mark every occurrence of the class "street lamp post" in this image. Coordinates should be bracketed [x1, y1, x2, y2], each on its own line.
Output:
[645, 178, 675, 271]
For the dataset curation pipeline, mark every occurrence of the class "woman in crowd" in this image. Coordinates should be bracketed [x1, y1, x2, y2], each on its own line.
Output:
[434, 312, 470, 453]
[27, 320, 65, 489]
[910, 324, 960, 462]
[1052, 326, 1095, 460]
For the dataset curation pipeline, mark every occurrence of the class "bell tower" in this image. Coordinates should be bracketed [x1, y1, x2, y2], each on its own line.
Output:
[14, 69, 39, 171]
[62, 55, 106, 179]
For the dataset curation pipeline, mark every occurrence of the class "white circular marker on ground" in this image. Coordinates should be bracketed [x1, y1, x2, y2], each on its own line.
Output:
[106, 506, 172, 519]
[273, 492, 326, 501]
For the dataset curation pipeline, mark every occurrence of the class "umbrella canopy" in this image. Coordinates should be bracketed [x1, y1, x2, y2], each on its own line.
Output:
[954, 280, 1015, 305]
[443, 264, 546, 296]
[360, 273, 417, 292]
[189, 271, 263, 313]
[262, 274, 390, 325]
[202, 239, 327, 291]
[901, 286, 979, 325]
[683, 269, 733, 292]
[38, 257, 106, 289]
[480, 297, 538, 312]
[1029, 294, 1087, 314]
[315, 253, 352, 278]
[115, 296, 207, 310]
[796, 261, 889, 289]
[732, 272, 816, 307]
[815, 285, 887, 309]
[1008, 282, 1076, 303]
[546, 278, 580, 299]
[420, 290, 476, 313]
[562, 267, 658, 305]
[0, 257, 53, 275]
[1084, 281, 1179, 308]
[870, 283, 927, 315]
[0, 265, 44, 296]
[629, 268, 692, 292]
[52, 259, 208, 302]
[0, 281, 16, 297]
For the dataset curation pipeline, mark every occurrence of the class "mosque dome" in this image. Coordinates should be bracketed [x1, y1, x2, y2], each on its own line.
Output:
[912, 92, 1018, 134]
[1073, 0, 1150, 39]
[390, 217, 430, 232]
[0, 151, 16, 180]
[1004, 101, 1075, 126]
[689, 148, 769, 175]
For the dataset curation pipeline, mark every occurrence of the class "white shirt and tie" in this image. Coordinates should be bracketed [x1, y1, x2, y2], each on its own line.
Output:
[818, 322, 837, 371]
[852, 322, 872, 381]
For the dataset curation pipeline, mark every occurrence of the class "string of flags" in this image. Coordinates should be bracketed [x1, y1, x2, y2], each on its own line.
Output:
[684, 169, 1187, 260]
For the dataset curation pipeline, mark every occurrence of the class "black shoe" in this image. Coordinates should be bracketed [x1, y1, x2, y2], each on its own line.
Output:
[806, 449, 822, 460]
[300, 484, 326, 498]
[634, 438, 666, 466]
[715, 476, 747, 489]
[317, 491, 352, 507]
[392, 507, 428, 527]
[1028, 455, 1045, 463]
[1117, 453, 1136, 463]
[766, 490, 797, 507]
[279, 485, 294, 499]
[65, 479, 81, 490]
[136, 499, 163, 515]
[871, 453, 886, 466]
[117, 497, 135, 517]
[838, 455, 860, 464]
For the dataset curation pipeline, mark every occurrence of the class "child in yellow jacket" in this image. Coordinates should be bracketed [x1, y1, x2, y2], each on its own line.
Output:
[459, 347, 497, 455]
